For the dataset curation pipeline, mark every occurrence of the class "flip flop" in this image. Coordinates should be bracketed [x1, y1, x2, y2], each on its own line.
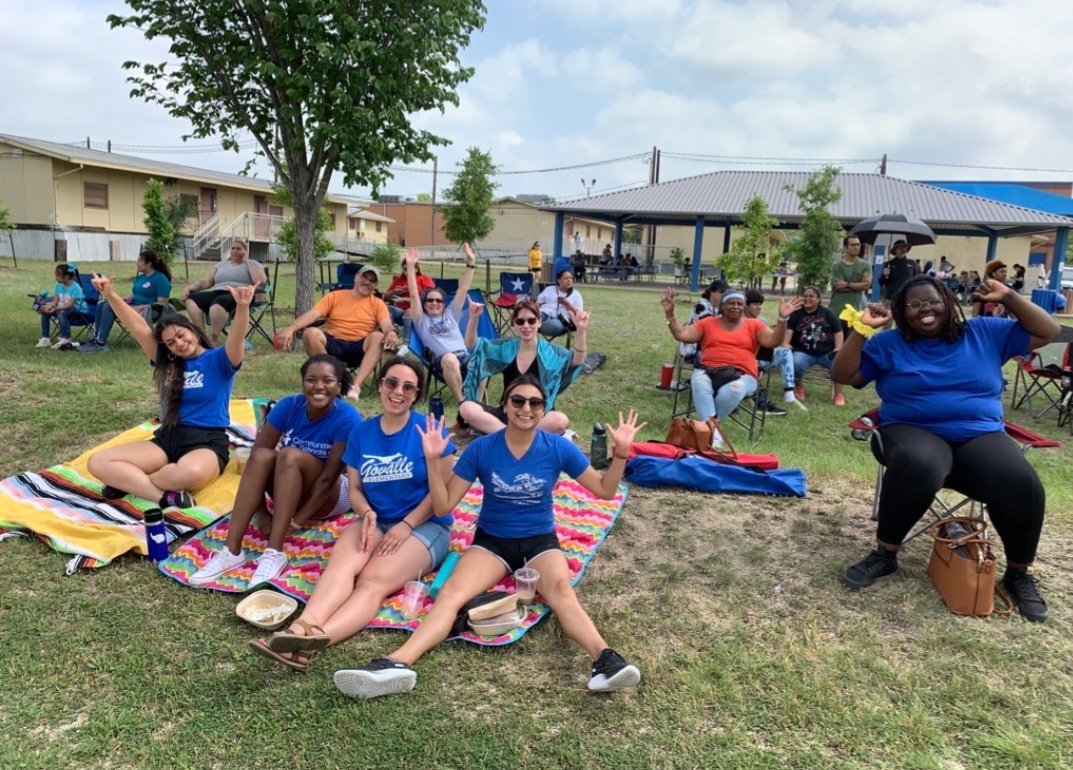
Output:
[248, 638, 311, 671]
[268, 618, 331, 654]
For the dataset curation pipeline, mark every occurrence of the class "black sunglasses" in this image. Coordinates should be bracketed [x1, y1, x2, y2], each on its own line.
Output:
[508, 395, 546, 410]
[513, 317, 539, 326]
[424, 297, 444, 304]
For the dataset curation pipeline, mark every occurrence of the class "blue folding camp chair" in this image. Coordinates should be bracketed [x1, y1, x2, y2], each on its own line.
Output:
[42, 272, 98, 344]
[408, 288, 496, 405]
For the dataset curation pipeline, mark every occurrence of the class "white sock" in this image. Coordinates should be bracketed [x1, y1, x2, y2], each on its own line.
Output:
[783, 389, 796, 403]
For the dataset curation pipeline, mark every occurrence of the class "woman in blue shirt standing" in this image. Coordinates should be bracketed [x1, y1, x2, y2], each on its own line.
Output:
[191, 354, 360, 587]
[87, 273, 252, 519]
[334, 375, 645, 699]
[832, 275, 1060, 621]
[248, 356, 455, 671]
[81, 248, 172, 353]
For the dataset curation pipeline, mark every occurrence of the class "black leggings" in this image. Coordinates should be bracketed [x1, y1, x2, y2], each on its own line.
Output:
[872, 424, 1045, 563]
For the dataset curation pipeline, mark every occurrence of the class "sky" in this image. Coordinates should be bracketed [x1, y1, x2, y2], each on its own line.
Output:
[3, 0, 1073, 203]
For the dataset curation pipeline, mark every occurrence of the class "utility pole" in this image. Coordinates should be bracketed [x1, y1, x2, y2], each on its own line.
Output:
[879, 153, 887, 176]
[430, 156, 438, 246]
[645, 146, 660, 262]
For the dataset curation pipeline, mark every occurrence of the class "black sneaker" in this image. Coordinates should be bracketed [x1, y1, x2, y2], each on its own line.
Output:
[587, 648, 641, 692]
[842, 549, 898, 589]
[160, 490, 195, 512]
[763, 404, 788, 417]
[101, 484, 127, 500]
[1001, 569, 1048, 622]
[333, 657, 417, 699]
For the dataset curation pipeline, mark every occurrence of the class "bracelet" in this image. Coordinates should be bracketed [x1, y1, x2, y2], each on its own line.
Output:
[465, 263, 475, 269]
[400, 520, 414, 530]
[777, 316, 790, 323]
[575, 348, 587, 354]
[665, 317, 675, 325]
[363, 509, 375, 518]
[838, 306, 882, 339]
[613, 453, 629, 460]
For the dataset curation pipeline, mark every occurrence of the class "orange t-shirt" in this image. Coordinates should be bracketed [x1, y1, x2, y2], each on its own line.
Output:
[314, 290, 389, 341]
[694, 316, 765, 378]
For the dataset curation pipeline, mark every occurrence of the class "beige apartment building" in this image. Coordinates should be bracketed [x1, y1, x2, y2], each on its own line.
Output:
[0, 133, 389, 262]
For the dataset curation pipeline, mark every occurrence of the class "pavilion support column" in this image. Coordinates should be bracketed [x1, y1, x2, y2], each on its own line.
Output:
[1050, 227, 1068, 291]
[722, 223, 731, 253]
[553, 212, 564, 261]
[613, 224, 623, 261]
[691, 215, 705, 292]
[986, 234, 998, 262]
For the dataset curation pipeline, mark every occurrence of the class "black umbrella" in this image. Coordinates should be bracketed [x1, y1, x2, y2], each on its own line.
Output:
[848, 213, 936, 246]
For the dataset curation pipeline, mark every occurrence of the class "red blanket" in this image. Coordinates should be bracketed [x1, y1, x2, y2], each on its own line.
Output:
[628, 441, 780, 471]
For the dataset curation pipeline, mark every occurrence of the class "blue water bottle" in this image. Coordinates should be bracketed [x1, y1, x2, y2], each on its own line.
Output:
[429, 395, 445, 421]
[429, 551, 460, 598]
[144, 509, 169, 563]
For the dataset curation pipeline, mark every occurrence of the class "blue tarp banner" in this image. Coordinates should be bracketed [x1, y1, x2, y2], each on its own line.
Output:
[626, 455, 807, 497]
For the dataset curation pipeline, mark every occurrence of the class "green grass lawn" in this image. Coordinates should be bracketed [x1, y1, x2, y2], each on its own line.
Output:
[1, 258, 1071, 770]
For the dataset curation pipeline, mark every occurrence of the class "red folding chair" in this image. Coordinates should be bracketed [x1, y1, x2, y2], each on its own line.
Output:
[848, 409, 1060, 541]
[1009, 342, 1067, 418]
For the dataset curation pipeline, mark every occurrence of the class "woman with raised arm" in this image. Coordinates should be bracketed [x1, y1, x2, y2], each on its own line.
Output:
[831, 275, 1060, 621]
[405, 244, 482, 405]
[246, 356, 456, 671]
[459, 299, 587, 434]
[190, 355, 360, 587]
[86, 274, 253, 517]
[333, 375, 645, 699]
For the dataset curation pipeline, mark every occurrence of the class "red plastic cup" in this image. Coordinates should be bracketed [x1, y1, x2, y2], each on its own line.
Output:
[660, 363, 674, 389]
[273, 332, 286, 351]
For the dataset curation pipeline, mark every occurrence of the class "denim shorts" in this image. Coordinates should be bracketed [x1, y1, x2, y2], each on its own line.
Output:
[378, 518, 450, 567]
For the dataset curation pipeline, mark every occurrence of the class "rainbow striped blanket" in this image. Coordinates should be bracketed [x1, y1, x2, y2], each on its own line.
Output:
[0, 399, 261, 573]
[160, 478, 628, 647]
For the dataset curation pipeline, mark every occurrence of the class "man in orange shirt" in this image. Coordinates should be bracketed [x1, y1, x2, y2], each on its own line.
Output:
[277, 266, 398, 397]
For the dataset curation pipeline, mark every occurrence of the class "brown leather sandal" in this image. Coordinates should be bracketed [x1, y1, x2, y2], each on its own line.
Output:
[267, 618, 331, 653]
[248, 638, 312, 671]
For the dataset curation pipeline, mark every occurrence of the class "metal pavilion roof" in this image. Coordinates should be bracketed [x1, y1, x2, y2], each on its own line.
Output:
[541, 170, 1073, 237]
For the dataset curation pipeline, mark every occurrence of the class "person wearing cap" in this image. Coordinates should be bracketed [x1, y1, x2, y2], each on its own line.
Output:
[276, 266, 397, 397]
[678, 278, 728, 363]
[663, 287, 802, 421]
[878, 239, 917, 301]
[973, 259, 1010, 318]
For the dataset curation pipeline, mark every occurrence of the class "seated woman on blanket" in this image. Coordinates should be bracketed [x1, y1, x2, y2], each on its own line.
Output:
[87, 274, 252, 516]
[458, 299, 587, 434]
[405, 244, 481, 406]
[333, 376, 645, 699]
[248, 356, 455, 671]
[190, 355, 360, 587]
[831, 275, 1060, 622]
[663, 288, 801, 420]
[80, 248, 172, 353]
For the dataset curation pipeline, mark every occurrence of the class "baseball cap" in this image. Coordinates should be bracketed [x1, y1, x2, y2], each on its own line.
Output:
[359, 266, 380, 283]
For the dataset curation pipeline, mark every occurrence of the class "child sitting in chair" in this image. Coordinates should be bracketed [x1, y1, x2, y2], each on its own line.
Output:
[35, 263, 87, 350]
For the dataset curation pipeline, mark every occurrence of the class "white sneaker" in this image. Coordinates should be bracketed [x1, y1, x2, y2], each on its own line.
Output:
[51, 337, 72, 350]
[35, 337, 52, 348]
[190, 547, 246, 585]
[250, 548, 289, 585]
[783, 389, 796, 404]
[334, 658, 417, 699]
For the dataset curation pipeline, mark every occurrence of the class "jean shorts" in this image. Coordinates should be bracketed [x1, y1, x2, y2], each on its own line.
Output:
[377, 518, 450, 567]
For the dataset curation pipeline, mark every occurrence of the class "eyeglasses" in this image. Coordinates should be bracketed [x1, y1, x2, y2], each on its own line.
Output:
[906, 298, 945, 311]
[381, 376, 418, 394]
[424, 297, 444, 304]
[508, 395, 546, 410]
[513, 317, 539, 326]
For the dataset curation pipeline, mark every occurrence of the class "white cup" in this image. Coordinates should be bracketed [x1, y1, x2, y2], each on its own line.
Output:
[401, 580, 429, 620]
[513, 567, 539, 603]
[234, 446, 252, 473]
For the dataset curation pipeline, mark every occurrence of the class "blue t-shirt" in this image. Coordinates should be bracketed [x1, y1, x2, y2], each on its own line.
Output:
[453, 430, 589, 538]
[856, 317, 1030, 442]
[53, 281, 87, 314]
[162, 346, 240, 428]
[131, 271, 172, 305]
[267, 394, 360, 461]
[342, 411, 455, 527]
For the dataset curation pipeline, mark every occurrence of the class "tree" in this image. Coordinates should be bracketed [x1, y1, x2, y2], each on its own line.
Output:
[718, 195, 781, 286]
[0, 199, 15, 267]
[109, 1, 486, 314]
[783, 165, 844, 291]
[416, 193, 433, 203]
[272, 186, 333, 264]
[143, 178, 178, 262]
[440, 147, 498, 246]
[368, 242, 402, 276]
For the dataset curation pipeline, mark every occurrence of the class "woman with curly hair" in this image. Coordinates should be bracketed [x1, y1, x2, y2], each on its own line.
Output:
[832, 275, 1060, 621]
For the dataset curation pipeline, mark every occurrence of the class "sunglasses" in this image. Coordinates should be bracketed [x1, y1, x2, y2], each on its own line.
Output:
[381, 376, 418, 394]
[424, 297, 444, 304]
[513, 316, 539, 326]
[508, 395, 546, 410]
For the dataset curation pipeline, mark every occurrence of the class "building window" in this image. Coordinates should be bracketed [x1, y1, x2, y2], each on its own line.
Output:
[328, 212, 337, 230]
[84, 182, 109, 209]
[375, 221, 382, 233]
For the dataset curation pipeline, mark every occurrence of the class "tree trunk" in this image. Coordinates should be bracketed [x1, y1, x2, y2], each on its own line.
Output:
[290, 189, 318, 316]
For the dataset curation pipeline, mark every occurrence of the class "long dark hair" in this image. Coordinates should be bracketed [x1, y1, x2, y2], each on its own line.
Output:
[139, 248, 172, 282]
[153, 316, 213, 427]
[301, 354, 353, 400]
[501, 374, 546, 406]
[891, 275, 966, 342]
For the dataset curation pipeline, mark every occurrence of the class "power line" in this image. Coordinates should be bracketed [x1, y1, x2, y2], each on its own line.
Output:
[888, 157, 1073, 174]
